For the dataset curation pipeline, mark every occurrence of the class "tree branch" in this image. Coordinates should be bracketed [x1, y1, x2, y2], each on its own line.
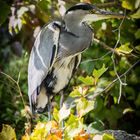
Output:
[0, 71, 26, 108]
[111, 12, 126, 103]
[87, 59, 140, 100]
[95, 1, 121, 8]
[93, 38, 119, 55]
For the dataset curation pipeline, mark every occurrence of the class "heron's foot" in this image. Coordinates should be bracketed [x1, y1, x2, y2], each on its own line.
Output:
[59, 91, 65, 140]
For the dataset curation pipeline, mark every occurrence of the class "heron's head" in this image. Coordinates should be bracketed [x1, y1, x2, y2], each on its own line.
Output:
[64, 3, 124, 24]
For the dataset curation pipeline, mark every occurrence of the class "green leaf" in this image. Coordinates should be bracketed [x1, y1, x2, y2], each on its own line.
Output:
[92, 64, 108, 84]
[104, 106, 123, 127]
[131, 8, 140, 19]
[65, 116, 83, 138]
[135, 93, 140, 107]
[37, 0, 50, 12]
[87, 120, 104, 134]
[102, 133, 115, 140]
[53, 108, 59, 122]
[78, 76, 94, 85]
[135, 29, 140, 39]
[135, 45, 140, 52]
[116, 43, 133, 55]
[66, 114, 77, 125]
[122, 0, 134, 10]
[69, 89, 81, 97]
[0, 1, 10, 25]
[76, 97, 95, 117]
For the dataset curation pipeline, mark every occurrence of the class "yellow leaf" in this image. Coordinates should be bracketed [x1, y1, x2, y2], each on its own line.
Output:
[30, 121, 59, 139]
[46, 134, 62, 140]
[74, 130, 90, 140]
[21, 133, 30, 140]
[131, 8, 140, 19]
[122, 0, 134, 10]
[116, 43, 133, 55]
[0, 124, 16, 140]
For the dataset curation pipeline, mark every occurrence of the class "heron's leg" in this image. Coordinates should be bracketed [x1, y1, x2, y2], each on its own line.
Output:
[60, 91, 64, 109]
[47, 95, 52, 121]
[60, 91, 65, 140]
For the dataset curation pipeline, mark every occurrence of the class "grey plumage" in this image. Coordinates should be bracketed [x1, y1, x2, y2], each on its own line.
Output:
[28, 20, 84, 113]
[28, 22, 61, 113]
[28, 3, 124, 114]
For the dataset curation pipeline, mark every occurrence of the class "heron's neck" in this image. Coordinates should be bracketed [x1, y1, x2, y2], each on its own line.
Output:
[64, 19, 91, 37]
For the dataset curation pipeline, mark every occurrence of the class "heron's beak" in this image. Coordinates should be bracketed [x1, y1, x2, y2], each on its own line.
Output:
[83, 6, 125, 22]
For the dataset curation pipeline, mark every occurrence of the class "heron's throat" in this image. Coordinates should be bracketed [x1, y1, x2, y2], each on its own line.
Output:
[64, 18, 90, 37]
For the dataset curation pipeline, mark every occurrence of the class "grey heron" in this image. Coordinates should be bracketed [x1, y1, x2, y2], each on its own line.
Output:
[28, 3, 124, 115]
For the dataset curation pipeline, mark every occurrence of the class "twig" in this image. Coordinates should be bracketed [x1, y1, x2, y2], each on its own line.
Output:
[81, 37, 121, 64]
[87, 59, 140, 100]
[0, 71, 32, 133]
[96, 1, 121, 8]
[93, 38, 119, 55]
[0, 71, 26, 108]
[62, 0, 77, 4]
[118, 81, 123, 103]
[82, 33, 131, 64]
[111, 56, 127, 103]
[17, 71, 20, 84]
[111, 10, 126, 103]
[112, 11, 126, 52]
[81, 51, 111, 64]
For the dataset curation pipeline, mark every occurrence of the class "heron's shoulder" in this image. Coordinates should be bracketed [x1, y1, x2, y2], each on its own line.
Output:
[41, 21, 62, 31]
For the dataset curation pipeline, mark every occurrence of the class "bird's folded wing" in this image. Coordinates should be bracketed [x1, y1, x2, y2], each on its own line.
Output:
[28, 22, 60, 111]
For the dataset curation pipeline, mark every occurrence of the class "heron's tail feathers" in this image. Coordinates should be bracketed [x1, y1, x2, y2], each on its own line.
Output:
[31, 87, 48, 114]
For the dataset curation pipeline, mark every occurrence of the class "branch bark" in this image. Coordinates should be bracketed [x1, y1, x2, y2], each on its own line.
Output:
[93, 38, 120, 55]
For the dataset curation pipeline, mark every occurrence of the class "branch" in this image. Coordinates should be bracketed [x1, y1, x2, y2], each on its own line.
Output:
[81, 38, 120, 64]
[60, 1, 120, 8]
[0, 71, 32, 133]
[111, 12, 126, 103]
[81, 51, 111, 64]
[95, 1, 121, 8]
[0, 71, 26, 108]
[93, 38, 119, 55]
[61, 0, 77, 4]
[87, 59, 140, 100]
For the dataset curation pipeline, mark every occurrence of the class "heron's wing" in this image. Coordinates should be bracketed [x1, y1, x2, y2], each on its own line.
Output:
[28, 22, 60, 112]
[58, 26, 93, 58]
